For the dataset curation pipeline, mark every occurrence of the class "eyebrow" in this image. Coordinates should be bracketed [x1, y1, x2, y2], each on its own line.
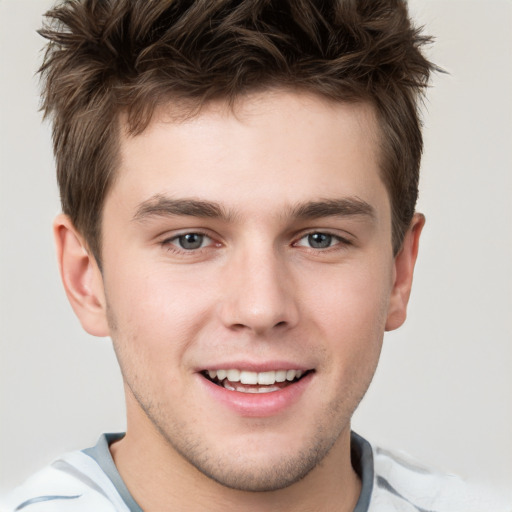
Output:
[133, 195, 232, 222]
[290, 198, 375, 221]
[133, 195, 375, 223]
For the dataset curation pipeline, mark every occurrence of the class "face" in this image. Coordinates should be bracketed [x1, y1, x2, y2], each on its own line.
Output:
[91, 91, 403, 491]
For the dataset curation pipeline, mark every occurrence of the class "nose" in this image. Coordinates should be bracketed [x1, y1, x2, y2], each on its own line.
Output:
[218, 246, 300, 335]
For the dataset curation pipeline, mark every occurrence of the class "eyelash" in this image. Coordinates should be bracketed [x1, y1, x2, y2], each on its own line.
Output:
[160, 230, 351, 255]
[161, 231, 217, 254]
[293, 231, 352, 251]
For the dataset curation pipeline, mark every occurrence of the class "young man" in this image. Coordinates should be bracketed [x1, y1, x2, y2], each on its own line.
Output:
[0, 1, 507, 511]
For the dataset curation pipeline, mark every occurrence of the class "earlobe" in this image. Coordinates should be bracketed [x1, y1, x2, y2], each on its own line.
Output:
[385, 213, 425, 332]
[54, 214, 110, 337]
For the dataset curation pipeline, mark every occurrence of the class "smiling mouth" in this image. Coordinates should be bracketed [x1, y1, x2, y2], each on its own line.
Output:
[201, 369, 312, 394]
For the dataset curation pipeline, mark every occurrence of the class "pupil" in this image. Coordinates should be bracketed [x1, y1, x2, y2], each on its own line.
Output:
[179, 233, 203, 250]
[308, 233, 332, 248]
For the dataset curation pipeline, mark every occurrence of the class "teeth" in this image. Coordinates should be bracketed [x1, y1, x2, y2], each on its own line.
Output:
[275, 370, 287, 382]
[240, 371, 258, 384]
[223, 380, 281, 393]
[223, 381, 236, 391]
[206, 369, 305, 386]
[257, 371, 276, 385]
[226, 369, 240, 381]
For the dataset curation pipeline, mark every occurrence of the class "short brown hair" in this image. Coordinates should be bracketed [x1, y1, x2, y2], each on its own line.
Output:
[39, 0, 436, 262]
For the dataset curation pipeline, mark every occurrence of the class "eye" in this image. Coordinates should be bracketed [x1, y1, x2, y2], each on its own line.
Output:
[295, 232, 346, 249]
[169, 233, 212, 250]
[307, 233, 333, 249]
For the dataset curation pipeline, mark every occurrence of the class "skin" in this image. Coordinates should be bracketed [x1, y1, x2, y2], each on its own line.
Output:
[55, 90, 423, 512]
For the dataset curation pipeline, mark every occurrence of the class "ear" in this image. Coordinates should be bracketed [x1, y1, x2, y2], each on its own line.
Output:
[54, 214, 110, 337]
[385, 213, 425, 331]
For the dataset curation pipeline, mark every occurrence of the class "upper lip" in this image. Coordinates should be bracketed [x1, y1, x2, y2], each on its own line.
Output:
[196, 361, 313, 372]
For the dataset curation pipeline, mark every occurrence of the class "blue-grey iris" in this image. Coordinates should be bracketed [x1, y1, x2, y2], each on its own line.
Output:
[178, 233, 204, 250]
[308, 233, 332, 248]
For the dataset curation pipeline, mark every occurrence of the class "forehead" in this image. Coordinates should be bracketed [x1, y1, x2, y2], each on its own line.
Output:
[112, 90, 387, 218]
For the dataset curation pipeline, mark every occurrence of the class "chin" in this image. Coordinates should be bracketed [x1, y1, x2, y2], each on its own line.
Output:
[186, 449, 326, 492]
[166, 423, 344, 492]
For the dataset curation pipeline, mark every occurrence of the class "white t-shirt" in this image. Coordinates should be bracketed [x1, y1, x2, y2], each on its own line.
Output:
[1, 432, 508, 511]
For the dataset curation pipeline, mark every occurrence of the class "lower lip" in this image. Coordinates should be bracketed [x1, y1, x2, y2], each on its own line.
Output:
[198, 372, 314, 418]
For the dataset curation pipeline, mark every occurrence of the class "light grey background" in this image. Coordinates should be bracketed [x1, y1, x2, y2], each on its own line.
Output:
[1, 0, 511, 496]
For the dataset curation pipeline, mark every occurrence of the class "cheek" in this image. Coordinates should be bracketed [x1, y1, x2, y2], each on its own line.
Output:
[300, 257, 392, 324]
[108, 259, 210, 324]
[104, 265, 216, 377]
[298, 260, 391, 362]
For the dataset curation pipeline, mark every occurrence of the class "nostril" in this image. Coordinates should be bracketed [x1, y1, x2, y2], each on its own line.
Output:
[230, 323, 247, 331]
